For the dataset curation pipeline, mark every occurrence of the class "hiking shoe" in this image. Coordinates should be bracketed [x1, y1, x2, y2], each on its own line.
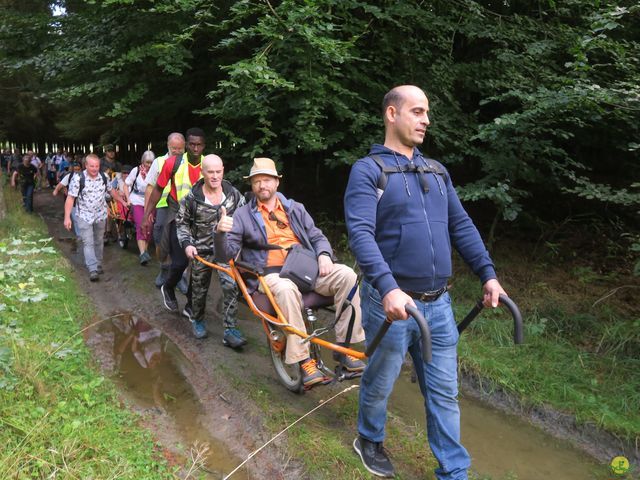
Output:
[353, 436, 395, 478]
[89, 271, 99, 282]
[139, 251, 151, 265]
[300, 359, 325, 388]
[177, 277, 188, 295]
[182, 305, 193, 321]
[333, 351, 366, 372]
[97, 265, 104, 274]
[160, 285, 178, 312]
[191, 320, 208, 339]
[223, 328, 247, 349]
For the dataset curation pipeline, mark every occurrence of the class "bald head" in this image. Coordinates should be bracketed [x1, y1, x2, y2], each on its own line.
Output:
[202, 154, 224, 192]
[382, 85, 427, 118]
[203, 154, 223, 170]
[382, 85, 430, 156]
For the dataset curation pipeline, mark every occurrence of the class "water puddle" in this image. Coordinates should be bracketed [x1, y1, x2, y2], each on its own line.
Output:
[107, 312, 249, 479]
[389, 368, 609, 480]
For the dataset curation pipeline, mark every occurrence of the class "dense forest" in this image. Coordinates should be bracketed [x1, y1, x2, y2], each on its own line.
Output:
[1, 0, 638, 264]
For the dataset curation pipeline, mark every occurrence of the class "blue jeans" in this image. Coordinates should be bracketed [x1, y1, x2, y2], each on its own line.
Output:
[357, 280, 470, 480]
[21, 183, 34, 212]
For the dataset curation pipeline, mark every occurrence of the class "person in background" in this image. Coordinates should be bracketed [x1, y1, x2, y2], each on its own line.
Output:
[125, 150, 155, 265]
[100, 144, 122, 176]
[54, 161, 83, 251]
[144, 133, 187, 289]
[63, 154, 126, 281]
[143, 128, 206, 312]
[11, 154, 39, 213]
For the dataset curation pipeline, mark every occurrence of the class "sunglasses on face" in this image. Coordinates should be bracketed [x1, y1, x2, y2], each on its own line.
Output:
[268, 211, 288, 229]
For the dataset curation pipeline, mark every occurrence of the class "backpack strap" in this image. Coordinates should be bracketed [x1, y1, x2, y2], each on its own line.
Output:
[370, 154, 449, 196]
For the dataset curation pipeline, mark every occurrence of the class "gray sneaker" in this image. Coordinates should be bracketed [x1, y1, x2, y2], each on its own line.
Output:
[223, 328, 247, 349]
[353, 436, 395, 478]
[160, 285, 178, 312]
[89, 271, 99, 282]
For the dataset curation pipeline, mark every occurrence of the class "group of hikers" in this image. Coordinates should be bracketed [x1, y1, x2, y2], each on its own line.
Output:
[6, 85, 507, 480]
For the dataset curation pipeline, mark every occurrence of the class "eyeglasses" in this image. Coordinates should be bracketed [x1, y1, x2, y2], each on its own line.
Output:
[268, 211, 288, 229]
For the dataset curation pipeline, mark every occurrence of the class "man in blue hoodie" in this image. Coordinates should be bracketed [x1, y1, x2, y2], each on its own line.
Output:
[344, 85, 506, 479]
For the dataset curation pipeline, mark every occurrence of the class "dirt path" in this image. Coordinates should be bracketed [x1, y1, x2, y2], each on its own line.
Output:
[36, 190, 309, 479]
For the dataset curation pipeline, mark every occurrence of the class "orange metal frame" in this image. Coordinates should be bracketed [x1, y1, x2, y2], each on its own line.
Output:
[195, 255, 366, 360]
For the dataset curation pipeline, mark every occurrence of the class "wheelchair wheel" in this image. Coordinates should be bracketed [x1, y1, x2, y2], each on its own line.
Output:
[268, 336, 303, 393]
[119, 222, 134, 249]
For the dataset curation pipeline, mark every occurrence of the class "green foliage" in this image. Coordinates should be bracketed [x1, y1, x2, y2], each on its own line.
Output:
[0, 189, 172, 478]
[0, 0, 638, 245]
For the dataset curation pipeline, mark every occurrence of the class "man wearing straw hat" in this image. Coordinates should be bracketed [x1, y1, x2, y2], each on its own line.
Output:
[215, 157, 366, 389]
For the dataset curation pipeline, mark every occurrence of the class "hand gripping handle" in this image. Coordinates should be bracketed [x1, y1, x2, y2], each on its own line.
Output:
[364, 304, 432, 362]
[456, 293, 524, 344]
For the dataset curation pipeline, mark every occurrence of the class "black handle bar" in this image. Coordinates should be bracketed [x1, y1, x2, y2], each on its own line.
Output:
[365, 304, 432, 363]
[456, 293, 523, 344]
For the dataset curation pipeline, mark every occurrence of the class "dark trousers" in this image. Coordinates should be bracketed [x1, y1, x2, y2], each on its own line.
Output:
[47, 171, 57, 188]
[21, 183, 34, 212]
[163, 221, 188, 291]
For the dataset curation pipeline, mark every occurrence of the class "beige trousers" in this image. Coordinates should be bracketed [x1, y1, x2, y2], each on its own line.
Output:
[261, 263, 365, 364]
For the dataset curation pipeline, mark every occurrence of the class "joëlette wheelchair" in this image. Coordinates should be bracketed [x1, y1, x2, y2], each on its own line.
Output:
[107, 199, 134, 249]
[195, 256, 523, 394]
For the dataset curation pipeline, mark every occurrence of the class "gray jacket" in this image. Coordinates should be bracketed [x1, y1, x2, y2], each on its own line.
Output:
[214, 192, 333, 293]
[176, 178, 245, 254]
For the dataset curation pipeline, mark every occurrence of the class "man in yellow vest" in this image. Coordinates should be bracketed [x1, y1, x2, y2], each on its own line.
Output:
[144, 132, 186, 288]
[143, 127, 205, 312]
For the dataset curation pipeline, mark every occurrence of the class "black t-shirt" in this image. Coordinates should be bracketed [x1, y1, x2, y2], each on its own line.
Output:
[17, 164, 38, 185]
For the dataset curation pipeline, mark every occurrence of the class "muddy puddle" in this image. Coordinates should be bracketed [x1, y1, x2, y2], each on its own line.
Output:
[389, 369, 610, 480]
[102, 313, 249, 479]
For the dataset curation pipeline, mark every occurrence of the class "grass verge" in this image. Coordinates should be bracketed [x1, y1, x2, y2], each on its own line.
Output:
[0, 186, 173, 479]
[450, 252, 640, 446]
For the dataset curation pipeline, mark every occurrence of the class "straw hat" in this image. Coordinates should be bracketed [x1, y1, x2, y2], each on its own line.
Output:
[244, 157, 282, 179]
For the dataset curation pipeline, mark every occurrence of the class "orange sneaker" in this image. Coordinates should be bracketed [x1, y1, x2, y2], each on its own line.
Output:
[300, 358, 325, 388]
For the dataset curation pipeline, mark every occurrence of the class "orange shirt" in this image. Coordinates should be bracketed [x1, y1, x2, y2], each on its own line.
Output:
[258, 198, 300, 267]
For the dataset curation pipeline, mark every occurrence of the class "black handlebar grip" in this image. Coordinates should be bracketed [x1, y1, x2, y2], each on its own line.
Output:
[456, 294, 524, 345]
[364, 318, 393, 358]
[364, 304, 433, 363]
[497, 294, 524, 344]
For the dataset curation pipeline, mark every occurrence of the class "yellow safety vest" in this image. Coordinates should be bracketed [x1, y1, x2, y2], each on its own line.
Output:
[155, 153, 170, 209]
[172, 152, 203, 203]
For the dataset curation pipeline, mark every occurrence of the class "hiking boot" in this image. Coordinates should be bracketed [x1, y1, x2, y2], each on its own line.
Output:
[182, 305, 193, 321]
[139, 251, 151, 265]
[353, 436, 395, 478]
[300, 358, 325, 388]
[223, 328, 247, 349]
[97, 265, 104, 274]
[89, 271, 99, 282]
[191, 320, 208, 339]
[333, 350, 366, 372]
[177, 277, 188, 295]
[160, 285, 178, 312]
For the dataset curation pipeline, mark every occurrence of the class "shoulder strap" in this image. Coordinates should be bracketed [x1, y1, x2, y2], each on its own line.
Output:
[170, 154, 182, 182]
[131, 167, 141, 194]
[370, 154, 449, 195]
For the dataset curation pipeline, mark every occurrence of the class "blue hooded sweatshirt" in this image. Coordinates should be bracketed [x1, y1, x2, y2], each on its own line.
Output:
[344, 144, 496, 298]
